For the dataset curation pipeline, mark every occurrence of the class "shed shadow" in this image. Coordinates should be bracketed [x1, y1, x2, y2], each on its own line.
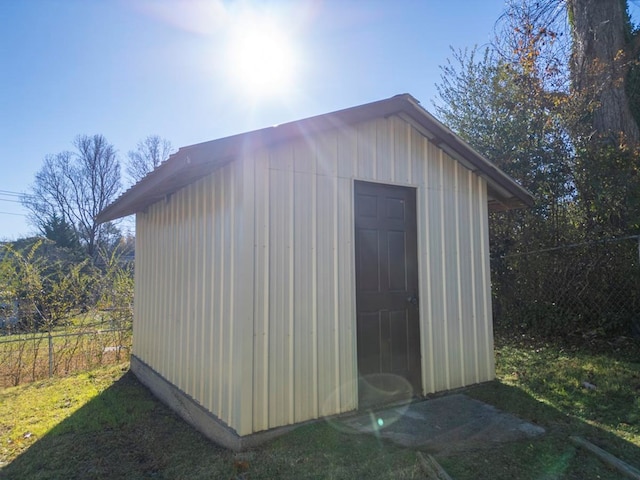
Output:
[0, 371, 231, 479]
[2, 373, 639, 480]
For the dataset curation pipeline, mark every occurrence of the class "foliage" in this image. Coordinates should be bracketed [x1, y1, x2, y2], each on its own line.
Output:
[0, 240, 96, 331]
[573, 140, 640, 235]
[0, 238, 133, 333]
[0, 240, 44, 331]
[95, 245, 134, 329]
[0, 238, 134, 387]
[493, 237, 640, 340]
[502, 0, 640, 142]
[41, 213, 81, 253]
[436, 45, 575, 253]
[435, 1, 640, 340]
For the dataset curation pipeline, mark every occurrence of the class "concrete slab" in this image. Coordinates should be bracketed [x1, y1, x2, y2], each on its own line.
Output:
[341, 393, 545, 454]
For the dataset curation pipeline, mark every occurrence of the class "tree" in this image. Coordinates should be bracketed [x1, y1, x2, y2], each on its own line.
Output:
[500, 0, 640, 143]
[126, 135, 173, 184]
[435, 1, 640, 340]
[567, 0, 640, 143]
[23, 134, 122, 257]
[436, 46, 575, 249]
[41, 213, 81, 252]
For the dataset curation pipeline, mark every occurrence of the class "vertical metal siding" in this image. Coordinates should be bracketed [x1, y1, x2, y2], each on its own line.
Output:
[316, 173, 339, 416]
[293, 168, 317, 422]
[252, 149, 270, 433]
[479, 179, 495, 379]
[248, 131, 361, 431]
[458, 169, 476, 386]
[133, 160, 246, 433]
[204, 177, 216, 415]
[133, 214, 143, 360]
[267, 146, 295, 428]
[134, 113, 496, 437]
[235, 156, 256, 436]
[413, 128, 434, 394]
[428, 146, 449, 392]
[247, 115, 495, 432]
[443, 156, 461, 388]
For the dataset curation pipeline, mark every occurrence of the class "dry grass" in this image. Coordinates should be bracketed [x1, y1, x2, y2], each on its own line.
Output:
[0, 329, 131, 388]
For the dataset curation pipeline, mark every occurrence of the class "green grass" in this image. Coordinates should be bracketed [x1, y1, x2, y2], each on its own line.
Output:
[452, 338, 640, 480]
[1, 339, 639, 479]
[494, 340, 640, 442]
[0, 364, 421, 479]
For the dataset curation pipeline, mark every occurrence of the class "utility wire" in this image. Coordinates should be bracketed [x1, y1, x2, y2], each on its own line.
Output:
[0, 211, 27, 217]
[0, 189, 34, 198]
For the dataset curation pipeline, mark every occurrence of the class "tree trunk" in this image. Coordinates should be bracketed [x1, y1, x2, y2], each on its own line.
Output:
[568, 0, 640, 144]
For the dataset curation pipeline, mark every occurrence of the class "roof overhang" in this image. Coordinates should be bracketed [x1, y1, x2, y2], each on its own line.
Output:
[96, 94, 533, 223]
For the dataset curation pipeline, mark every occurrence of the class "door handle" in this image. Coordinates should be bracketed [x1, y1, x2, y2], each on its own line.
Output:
[407, 295, 419, 307]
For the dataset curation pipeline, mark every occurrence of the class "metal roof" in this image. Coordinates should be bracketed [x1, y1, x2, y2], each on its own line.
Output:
[96, 94, 533, 223]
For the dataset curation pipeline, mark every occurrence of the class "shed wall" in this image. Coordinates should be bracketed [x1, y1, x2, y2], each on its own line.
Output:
[134, 113, 495, 438]
[247, 115, 494, 433]
[134, 159, 248, 433]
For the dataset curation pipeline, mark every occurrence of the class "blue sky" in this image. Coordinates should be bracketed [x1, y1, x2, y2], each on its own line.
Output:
[0, 0, 510, 240]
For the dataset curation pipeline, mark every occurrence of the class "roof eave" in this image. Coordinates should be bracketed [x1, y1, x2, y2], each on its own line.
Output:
[96, 94, 534, 223]
[396, 98, 534, 210]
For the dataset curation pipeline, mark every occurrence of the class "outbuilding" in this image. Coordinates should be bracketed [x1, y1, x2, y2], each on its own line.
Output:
[97, 94, 533, 450]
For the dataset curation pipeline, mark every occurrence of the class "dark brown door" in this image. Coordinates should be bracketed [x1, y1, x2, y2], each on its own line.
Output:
[354, 181, 421, 407]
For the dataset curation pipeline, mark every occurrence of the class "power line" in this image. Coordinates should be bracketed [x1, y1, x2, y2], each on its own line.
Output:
[0, 190, 24, 196]
[0, 190, 33, 199]
[0, 198, 24, 204]
[0, 211, 27, 217]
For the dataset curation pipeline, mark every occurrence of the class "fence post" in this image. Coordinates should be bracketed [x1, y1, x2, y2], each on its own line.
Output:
[48, 331, 53, 378]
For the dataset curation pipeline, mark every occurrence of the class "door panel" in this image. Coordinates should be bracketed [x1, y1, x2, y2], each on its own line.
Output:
[354, 181, 421, 407]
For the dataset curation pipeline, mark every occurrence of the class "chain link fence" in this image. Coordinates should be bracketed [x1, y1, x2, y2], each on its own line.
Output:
[492, 235, 640, 341]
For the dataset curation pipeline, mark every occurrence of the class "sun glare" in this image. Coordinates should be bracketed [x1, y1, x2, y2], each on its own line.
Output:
[226, 14, 297, 99]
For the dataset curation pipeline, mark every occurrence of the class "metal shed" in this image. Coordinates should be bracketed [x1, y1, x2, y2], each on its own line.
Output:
[97, 94, 533, 450]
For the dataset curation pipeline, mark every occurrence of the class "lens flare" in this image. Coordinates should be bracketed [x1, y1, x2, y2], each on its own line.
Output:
[226, 13, 297, 99]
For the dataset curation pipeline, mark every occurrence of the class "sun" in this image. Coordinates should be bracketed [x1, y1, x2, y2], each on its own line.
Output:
[226, 15, 297, 99]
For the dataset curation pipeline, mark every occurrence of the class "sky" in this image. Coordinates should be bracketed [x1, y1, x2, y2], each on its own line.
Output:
[0, 0, 511, 240]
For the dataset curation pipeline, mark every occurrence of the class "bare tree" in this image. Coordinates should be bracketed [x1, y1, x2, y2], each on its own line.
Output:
[126, 135, 173, 184]
[23, 134, 122, 257]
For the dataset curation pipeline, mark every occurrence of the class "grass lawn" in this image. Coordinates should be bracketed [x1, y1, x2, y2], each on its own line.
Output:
[1, 338, 639, 479]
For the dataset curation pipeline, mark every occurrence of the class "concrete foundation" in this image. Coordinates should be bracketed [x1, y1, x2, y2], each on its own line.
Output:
[130, 355, 295, 451]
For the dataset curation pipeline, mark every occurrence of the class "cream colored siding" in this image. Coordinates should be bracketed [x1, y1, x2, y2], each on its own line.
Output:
[134, 113, 495, 437]
[134, 160, 246, 432]
[252, 149, 270, 433]
[249, 137, 359, 432]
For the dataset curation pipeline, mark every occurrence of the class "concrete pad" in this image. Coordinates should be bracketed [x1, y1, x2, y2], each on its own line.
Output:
[342, 393, 545, 454]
